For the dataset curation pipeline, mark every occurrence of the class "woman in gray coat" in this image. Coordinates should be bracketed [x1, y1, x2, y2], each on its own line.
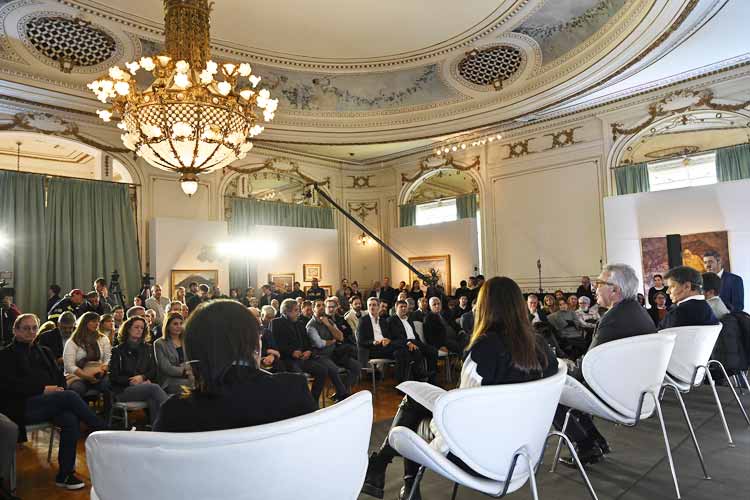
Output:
[154, 313, 193, 394]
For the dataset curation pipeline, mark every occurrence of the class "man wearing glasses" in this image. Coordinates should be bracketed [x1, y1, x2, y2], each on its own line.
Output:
[554, 263, 656, 467]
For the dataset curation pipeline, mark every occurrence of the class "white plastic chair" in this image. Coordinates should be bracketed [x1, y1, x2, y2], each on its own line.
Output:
[552, 333, 681, 497]
[661, 325, 750, 448]
[86, 390, 373, 500]
[388, 361, 597, 500]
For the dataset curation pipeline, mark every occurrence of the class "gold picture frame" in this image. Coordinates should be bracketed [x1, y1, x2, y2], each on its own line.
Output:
[303, 264, 322, 282]
[408, 255, 451, 292]
[170, 269, 219, 297]
[268, 273, 296, 290]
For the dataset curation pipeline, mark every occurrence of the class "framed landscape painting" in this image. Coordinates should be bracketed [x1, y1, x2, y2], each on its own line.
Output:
[170, 269, 218, 297]
[303, 264, 322, 282]
[408, 255, 451, 292]
[268, 273, 295, 290]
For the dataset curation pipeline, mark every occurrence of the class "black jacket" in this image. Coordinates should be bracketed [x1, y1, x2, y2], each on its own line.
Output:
[589, 298, 656, 351]
[154, 368, 316, 432]
[466, 331, 558, 385]
[270, 315, 313, 359]
[423, 311, 449, 349]
[48, 296, 89, 322]
[648, 286, 672, 309]
[35, 328, 66, 361]
[0, 341, 65, 441]
[711, 312, 749, 372]
[109, 342, 158, 393]
[659, 298, 718, 330]
[356, 314, 387, 347]
[385, 315, 420, 347]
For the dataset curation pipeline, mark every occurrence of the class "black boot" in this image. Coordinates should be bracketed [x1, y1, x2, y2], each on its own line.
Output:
[399, 475, 422, 500]
[558, 442, 603, 468]
[361, 452, 391, 499]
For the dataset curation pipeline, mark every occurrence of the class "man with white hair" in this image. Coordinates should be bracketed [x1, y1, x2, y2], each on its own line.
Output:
[423, 296, 466, 353]
[554, 263, 656, 467]
[574, 296, 599, 332]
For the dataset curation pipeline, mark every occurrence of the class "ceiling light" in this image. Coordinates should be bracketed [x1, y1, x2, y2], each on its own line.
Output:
[89, 0, 275, 196]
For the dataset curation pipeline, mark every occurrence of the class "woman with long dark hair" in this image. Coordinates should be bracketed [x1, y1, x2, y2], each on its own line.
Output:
[63, 311, 111, 399]
[154, 300, 316, 432]
[362, 277, 558, 500]
[154, 312, 193, 394]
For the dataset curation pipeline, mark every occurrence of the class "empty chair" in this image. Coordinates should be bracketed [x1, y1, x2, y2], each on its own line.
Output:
[86, 390, 373, 500]
[388, 361, 596, 500]
[661, 325, 750, 447]
[551, 332, 684, 498]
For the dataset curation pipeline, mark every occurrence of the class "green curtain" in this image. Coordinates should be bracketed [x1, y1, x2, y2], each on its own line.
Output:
[716, 143, 750, 182]
[456, 193, 478, 219]
[0, 171, 48, 316]
[615, 163, 650, 195]
[399, 204, 416, 227]
[46, 178, 141, 303]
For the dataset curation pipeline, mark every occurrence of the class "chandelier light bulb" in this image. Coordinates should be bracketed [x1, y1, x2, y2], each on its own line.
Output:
[238, 63, 252, 76]
[96, 110, 112, 122]
[175, 60, 190, 73]
[248, 75, 261, 88]
[114, 81, 130, 96]
[180, 178, 199, 196]
[222, 63, 236, 75]
[174, 72, 191, 88]
[139, 57, 155, 71]
[217, 81, 232, 95]
[206, 60, 218, 74]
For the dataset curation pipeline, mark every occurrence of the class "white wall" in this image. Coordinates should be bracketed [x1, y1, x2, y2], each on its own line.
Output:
[149, 217, 230, 297]
[604, 179, 750, 308]
[252, 225, 340, 292]
[389, 218, 479, 294]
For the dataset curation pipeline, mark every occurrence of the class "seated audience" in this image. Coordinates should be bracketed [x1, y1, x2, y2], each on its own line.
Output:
[154, 300, 316, 432]
[180, 303, 190, 319]
[112, 305, 125, 331]
[35, 311, 76, 366]
[63, 312, 111, 402]
[306, 299, 359, 401]
[362, 277, 557, 499]
[345, 296, 364, 335]
[306, 277, 327, 301]
[350, 281, 362, 299]
[174, 286, 187, 305]
[93, 278, 116, 310]
[547, 299, 587, 358]
[566, 294, 579, 312]
[109, 317, 168, 427]
[459, 302, 475, 337]
[335, 279, 349, 303]
[554, 263, 656, 466]
[574, 296, 599, 332]
[86, 291, 110, 316]
[144, 309, 161, 340]
[48, 289, 88, 322]
[648, 292, 669, 327]
[98, 313, 116, 346]
[270, 299, 328, 405]
[154, 313, 193, 394]
[659, 266, 718, 329]
[542, 294, 557, 315]
[453, 280, 471, 300]
[452, 294, 471, 323]
[167, 301, 183, 315]
[554, 289, 565, 301]
[145, 285, 170, 325]
[187, 284, 209, 312]
[408, 280, 424, 302]
[0, 314, 103, 490]
[527, 294, 548, 324]
[259, 305, 281, 371]
[357, 298, 410, 381]
[386, 300, 437, 383]
[378, 301, 390, 319]
[703, 272, 731, 320]
[576, 276, 594, 302]
[299, 300, 313, 325]
[647, 274, 672, 309]
[410, 297, 429, 323]
[703, 250, 744, 312]
[126, 305, 145, 319]
[46, 284, 62, 315]
[0, 413, 17, 497]
[423, 297, 467, 354]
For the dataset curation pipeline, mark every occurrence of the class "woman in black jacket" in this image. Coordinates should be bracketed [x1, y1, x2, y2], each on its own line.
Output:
[109, 316, 168, 427]
[154, 300, 316, 433]
[362, 277, 558, 500]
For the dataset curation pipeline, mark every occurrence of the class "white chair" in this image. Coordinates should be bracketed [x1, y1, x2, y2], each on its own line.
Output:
[661, 325, 750, 447]
[109, 401, 149, 429]
[86, 391, 373, 500]
[551, 332, 682, 498]
[388, 361, 597, 500]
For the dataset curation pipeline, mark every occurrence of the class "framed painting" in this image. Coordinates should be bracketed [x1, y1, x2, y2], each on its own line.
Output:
[303, 264, 322, 282]
[408, 255, 451, 293]
[304, 285, 333, 297]
[170, 269, 218, 297]
[268, 273, 295, 290]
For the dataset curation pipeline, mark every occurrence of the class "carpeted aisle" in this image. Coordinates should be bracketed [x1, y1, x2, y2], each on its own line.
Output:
[359, 385, 750, 500]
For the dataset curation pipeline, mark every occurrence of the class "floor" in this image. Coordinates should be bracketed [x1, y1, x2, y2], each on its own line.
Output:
[11, 374, 750, 500]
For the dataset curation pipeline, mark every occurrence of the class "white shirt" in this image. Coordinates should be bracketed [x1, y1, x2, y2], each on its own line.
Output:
[677, 294, 705, 305]
[718, 269, 724, 278]
[529, 309, 541, 324]
[400, 317, 416, 340]
[369, 314, 384, 342]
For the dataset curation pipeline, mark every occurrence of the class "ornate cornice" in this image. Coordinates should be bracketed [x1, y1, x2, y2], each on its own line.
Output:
[401, 154, 480, 184]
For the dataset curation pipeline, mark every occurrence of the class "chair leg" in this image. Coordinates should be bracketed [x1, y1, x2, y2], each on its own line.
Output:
[705, 368, 735, 447]
[450, 482, 459, 500]
[662, 384, 710, 479]
[653, 393, 681, 499]
[709, 360, 750, 426]
[10, 445, 16, 492]
[550, 408, 572, 473]
[547, 430, 599, 500]
[371, 367, 377, 398]
[47, 427, 55, 463]
[407, 465, 426, 500]
[520, 450, 540, 500]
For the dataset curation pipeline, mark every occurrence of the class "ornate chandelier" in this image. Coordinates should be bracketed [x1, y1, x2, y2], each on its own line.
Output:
[88, 0, 277, 196]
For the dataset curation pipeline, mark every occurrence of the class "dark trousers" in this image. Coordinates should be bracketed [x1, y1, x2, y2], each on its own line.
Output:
[282, 358, 328, 403]
[24, 390, 104, 478]
[368, 344, 412, 382]
[68, 377, 112, 419]
[553, 405, 604, 451]
[410, 340, 439, 381]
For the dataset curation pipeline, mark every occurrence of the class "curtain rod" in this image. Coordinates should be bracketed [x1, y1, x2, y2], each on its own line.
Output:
[0, 166, 140, 187]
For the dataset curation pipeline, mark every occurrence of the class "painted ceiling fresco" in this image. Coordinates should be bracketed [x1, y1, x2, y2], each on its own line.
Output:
[514, 0, 628, 63]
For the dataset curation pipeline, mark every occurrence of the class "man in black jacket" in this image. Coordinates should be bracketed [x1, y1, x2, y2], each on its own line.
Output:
[35, 311, 76, 367]
[386, 300, 437, 383]
[423, 297, 467, 353]
[357, 298, 410, 381]
[555, 263, 657, 467]
[48, 289, 89, 323]
[659, 266, 718, 330]
[378, 277, 398, 308]
[271, 299, 327, 405]
[0, 313, 103, 490]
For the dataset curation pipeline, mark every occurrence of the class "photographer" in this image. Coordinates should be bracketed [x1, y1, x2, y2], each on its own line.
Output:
[0, 288, 20, 347]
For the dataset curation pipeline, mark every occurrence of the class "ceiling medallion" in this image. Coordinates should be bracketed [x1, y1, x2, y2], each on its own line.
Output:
[88, 0, 278, 196]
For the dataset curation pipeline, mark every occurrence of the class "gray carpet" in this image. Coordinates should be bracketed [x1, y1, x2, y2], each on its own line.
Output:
[359, 385, 750, 500]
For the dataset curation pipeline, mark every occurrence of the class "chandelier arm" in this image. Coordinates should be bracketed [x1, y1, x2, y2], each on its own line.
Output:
[197, 105, 241, 171]
[189, 104, 202, 169]
[159, 96, 187, 171]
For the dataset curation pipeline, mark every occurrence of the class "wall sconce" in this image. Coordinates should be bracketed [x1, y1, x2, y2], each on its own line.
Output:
[357, 232, 370, 246]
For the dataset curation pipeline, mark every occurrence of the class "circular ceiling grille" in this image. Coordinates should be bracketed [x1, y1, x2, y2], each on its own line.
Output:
[458, 46, 523, 87]
[24, 17, 116, 67]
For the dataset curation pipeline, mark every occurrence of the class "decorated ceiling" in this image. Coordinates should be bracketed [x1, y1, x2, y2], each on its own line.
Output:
[0, 0, 733, 151]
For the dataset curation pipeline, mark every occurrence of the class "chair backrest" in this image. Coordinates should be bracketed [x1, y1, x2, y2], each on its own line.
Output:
[86, 391, 373, 500]
[432, 361, 566, 482]
[661, 325, 723, 385]
[582, 332, 676, 419]
[413, 321, 425, 343]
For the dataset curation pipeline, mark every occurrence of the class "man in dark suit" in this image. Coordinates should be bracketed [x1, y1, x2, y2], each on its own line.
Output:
[576, 276, 594, 302]
[555, 263, 657, 467]
[423, 297, 467, 354]
[378, 277, 398, 308]
[526, 294, 548, 324]
[270, 299, 328, 405]
[356, 298, 410, 381]
[659, 266, 718, 330]
[704, 250, 744, 312]
[386, 300, 437, 383]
